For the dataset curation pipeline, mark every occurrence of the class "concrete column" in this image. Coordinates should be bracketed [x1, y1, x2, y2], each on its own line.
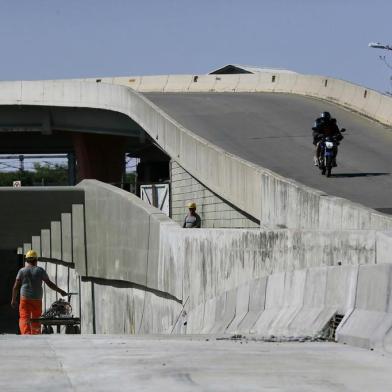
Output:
[72, 132, 127, 184]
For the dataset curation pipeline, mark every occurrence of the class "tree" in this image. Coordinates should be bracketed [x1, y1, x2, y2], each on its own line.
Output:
[0, 163, 68, 186]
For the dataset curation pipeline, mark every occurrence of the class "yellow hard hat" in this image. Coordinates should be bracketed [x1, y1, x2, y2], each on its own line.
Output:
[188, 202, 197, 209]
[25, 250, 38, 259]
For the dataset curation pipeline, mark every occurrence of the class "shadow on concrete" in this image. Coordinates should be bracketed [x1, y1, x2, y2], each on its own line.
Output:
[81, 276, 182, 303]
[331, 173, 390, 178]
[375, 208, 392, 215]
[0, 305, 18, 334]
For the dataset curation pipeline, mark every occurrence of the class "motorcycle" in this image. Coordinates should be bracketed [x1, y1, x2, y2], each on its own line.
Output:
[317, 129, 345, 178]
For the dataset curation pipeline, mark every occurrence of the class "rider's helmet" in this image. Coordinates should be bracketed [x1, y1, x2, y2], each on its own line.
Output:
[320, 111, 331, 120]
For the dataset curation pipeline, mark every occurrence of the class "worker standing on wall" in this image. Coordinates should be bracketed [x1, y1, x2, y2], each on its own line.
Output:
[10, 250, 67, 335]
[183, 202, 201, 228]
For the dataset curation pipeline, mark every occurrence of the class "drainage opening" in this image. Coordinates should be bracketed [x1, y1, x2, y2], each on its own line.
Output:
[324, 313, 344, 341]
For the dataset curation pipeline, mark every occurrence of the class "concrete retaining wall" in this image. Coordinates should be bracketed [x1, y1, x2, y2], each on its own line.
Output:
[337, 264, 392, 351]
[77, 180, 181, 298]
[37, 260, 182, 335]
[16, 180, 392, 353]
[24, 181, 392, 312]
[183, 264, 364, 343]
[177, 228, 384, 311]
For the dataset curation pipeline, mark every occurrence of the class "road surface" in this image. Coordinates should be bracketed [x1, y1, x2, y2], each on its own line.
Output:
[146, 92, 392, 214]
[1, 335, 392, 391]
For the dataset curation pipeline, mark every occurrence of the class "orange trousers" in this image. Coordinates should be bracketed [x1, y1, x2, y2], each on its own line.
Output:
[19, 297, 42, 335]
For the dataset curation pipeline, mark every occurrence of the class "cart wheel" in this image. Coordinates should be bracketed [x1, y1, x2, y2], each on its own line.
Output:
[65, 325, 80, 334]
[65, 325, 74, 334]
[42, 325, 54, 334]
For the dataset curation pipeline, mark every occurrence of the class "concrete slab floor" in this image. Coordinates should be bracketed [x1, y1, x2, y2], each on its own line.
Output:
[0, 335, 391, 392]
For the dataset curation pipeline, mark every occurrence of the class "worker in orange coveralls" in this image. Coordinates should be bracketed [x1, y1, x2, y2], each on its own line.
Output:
[11, 250, 67, 335]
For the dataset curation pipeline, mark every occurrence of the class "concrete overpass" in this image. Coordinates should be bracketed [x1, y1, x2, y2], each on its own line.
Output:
[1, 70, 392, 365]
[145, 92, 392, 214]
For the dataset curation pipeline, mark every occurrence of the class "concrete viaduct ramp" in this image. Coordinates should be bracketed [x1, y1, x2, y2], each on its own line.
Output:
[145, 92, 392, 214]
[1, 74, 392, 230]
[2, 74, 392, 354]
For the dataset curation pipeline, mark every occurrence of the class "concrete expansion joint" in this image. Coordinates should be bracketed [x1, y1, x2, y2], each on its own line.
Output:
[45, 337, 76, 391]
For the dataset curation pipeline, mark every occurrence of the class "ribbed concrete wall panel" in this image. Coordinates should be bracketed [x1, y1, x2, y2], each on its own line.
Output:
[188, 75, 216, 92]
[80, 279, 94, 334]
[164, 75, 193, 92]
[376, 232, 392, 264]
[226, 283, 250, 333]
[238, 277, 267, 333]
[68, 268, 80, 318]
[45, 262, 57, 309]
[61, 213, 72, 264]
[41, 229, 51, 258]
[337, 264, 392, 350]
[211, 288, 237, 333]
[252, 272, 285, 335]
[213, 75, 240, 92]
[56, 264, 68, 299]
[156, 227, 183, 299]
[138, 75, 169, 92]
[23, 243, 31, 255]
[268, 270, 307, 337]
[72, 204, 86, 276]
[50, 221, 61, 261]
[31, 236, 41, 257]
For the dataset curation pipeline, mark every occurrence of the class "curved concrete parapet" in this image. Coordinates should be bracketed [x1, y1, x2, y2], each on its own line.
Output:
[77, 180, 181, 299]
[0, 76, 391, 230]
[105, 72, 392, 126]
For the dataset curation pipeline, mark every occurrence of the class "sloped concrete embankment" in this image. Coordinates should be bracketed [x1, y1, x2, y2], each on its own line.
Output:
[20, 180, 392, 352]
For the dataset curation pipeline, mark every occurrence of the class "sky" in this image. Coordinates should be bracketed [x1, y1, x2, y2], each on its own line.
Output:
[0, 0, 391, 93]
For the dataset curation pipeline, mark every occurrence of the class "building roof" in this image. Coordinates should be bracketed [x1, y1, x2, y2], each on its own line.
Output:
[208, 64, 297, 75]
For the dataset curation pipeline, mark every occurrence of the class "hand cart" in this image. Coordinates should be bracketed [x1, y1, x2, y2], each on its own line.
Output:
[31, 293, 81, 334]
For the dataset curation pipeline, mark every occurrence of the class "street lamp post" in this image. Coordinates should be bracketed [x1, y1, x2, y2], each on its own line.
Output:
[369, 42, 392, 95]
[369, 42, 392, 51]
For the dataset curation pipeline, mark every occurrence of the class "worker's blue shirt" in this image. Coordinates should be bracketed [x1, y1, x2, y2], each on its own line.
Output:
[16, 266, 48, 300]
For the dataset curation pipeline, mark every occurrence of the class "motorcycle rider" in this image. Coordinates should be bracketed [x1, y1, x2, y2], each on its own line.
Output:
[312, 111, 344, 167]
